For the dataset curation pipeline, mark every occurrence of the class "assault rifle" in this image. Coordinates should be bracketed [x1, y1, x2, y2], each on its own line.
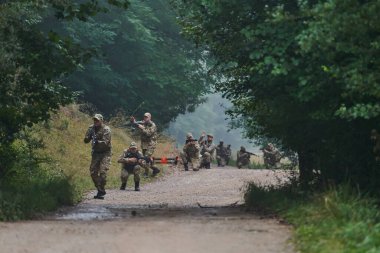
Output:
[91, 127, 98, 145]
[243, 150, 258, 157]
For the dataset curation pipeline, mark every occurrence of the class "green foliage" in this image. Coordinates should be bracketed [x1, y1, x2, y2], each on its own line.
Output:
[245, 183, 380, 253]
[61, 0, 210, 128]
[171, 0, 380, 189]
[0, 0, 129, 176]
[0, 135, 74, 221]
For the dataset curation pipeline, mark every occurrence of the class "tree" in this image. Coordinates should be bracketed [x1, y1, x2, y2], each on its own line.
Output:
[0, 0, 129, 176]
[172, 0, 380, 189]
[60, 0, 210, 128]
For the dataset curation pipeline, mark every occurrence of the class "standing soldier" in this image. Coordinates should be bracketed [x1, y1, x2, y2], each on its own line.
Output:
[216, 140, 227, 167]
[181, 133, 201, 171]
[236, 146, 251, 169]
[225, 144, 232, 165]
[130, 112, 160, 177]
[198, 132, 216, 169]
[84, 114, 112, 199]
[117, 142, 145, 191]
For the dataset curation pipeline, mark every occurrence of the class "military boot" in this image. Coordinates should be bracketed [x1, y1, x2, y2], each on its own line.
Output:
[134, 181, 140, 191]
[152, 166, 160, 176]
[184, 163, 189, 171]
[120, 182, 126, 190]
[206, 162, 211, 169]
[94, 190, 106, 199]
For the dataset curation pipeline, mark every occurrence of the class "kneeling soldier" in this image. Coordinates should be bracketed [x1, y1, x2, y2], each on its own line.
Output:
[118, 142, 145, 191]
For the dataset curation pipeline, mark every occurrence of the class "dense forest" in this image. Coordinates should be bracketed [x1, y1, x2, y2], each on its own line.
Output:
[0, 0, 209, 177]
[172, 0, 380, 190]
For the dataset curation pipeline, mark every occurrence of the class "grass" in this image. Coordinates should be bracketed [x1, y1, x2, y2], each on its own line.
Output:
[244, 182, 380, 253]
[0, 104, 177, 220]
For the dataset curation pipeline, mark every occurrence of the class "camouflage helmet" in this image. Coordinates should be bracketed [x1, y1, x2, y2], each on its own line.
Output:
[186, 132, 193, 139]
[93, 113, 103, 121]
[129, 142, 137, 148]
[240, 146, 246, 151]
[207, 133, 214, 138]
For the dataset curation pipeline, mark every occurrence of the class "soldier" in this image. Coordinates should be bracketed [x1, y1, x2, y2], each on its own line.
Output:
[216, 140, 227, 167]
[117, 142, 145, 191]
[130, 112, 160, 177]
[226, 144, 232, 165]
[84, 114, 112, 199]
[181, 133, 201, 171]
[236, 146, 250, 169]
[198, 132, 216, 169]
[262, 143, 282, 169]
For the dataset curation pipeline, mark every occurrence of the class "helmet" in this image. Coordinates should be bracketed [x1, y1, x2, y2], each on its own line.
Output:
[93, 113, 103, 121]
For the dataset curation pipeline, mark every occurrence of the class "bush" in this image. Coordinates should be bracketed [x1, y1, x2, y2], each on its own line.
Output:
[245, 182, 380, 253]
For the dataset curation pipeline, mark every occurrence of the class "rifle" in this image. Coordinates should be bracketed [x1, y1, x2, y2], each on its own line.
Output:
[244, 151, 258, 157]
[90, 127, 98, 145]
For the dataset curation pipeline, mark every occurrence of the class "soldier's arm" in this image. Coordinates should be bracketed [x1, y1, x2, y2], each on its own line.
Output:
[117, 151, 128, 163]
[84, 126, 93, 143]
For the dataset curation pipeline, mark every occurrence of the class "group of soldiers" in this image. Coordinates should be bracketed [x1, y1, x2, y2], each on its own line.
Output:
[180, 131, 283, 171]
[180, 132, 234, 171]
[84, 112, 284, 200]
[84, 112, 159, 199]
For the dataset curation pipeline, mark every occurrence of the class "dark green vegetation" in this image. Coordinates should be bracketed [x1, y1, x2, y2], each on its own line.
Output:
[172, 2, 380, 251]
[245, 183, 380, 253]
[0, 0, 207, 219]
[60, 0, 209, 126]
[172, 0, 380, 190]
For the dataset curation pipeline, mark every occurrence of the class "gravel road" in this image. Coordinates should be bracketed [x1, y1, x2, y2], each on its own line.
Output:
[0, 165, 294, 253]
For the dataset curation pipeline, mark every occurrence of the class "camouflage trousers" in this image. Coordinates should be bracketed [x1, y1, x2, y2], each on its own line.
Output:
[180, 152, 200, 171]
[121, 165, 141, 183]
[200, 152, 212, 168]
[237, 158, 250, 169]
[90, 152, 111, 192]
[143, 147, 155, 175]
[216, 155, 226, 167]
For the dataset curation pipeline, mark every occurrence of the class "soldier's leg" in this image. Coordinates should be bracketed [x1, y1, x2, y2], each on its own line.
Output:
[97, 153, 111, 196]
[133, 165, 141, 191]
[180, 151, 189, 171]
[220, 156, 226, 167]
[216, 156, 221, 166]
[89, 154, 102, 191]
[202, 152, 211, 169]
[120, 168, 129, 190]
[191, 158, 200, 171]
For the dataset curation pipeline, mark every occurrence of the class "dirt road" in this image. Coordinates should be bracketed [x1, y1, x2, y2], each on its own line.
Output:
[0, 166, 294, 253]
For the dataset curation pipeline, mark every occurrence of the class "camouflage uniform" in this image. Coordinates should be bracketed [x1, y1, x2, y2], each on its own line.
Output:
[182, 139, 201, 171]
[84, 114, 112, 199]
[236, 147, 250, 169]
[135, 116, 159, 176]
[198, 134, 216, 169]
[262, 143, 281, 169]
[216, 141, 228, 167]
[117, 142, 145, 191]
[225, 145, 232, 165]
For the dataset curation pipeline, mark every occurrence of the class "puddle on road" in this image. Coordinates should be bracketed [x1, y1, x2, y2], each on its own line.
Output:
[53, 204, 252, 221]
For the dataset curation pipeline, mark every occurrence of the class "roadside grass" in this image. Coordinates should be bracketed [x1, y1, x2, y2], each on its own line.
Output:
[245, 182, 380, 253]
[0, 104, 176, 220]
